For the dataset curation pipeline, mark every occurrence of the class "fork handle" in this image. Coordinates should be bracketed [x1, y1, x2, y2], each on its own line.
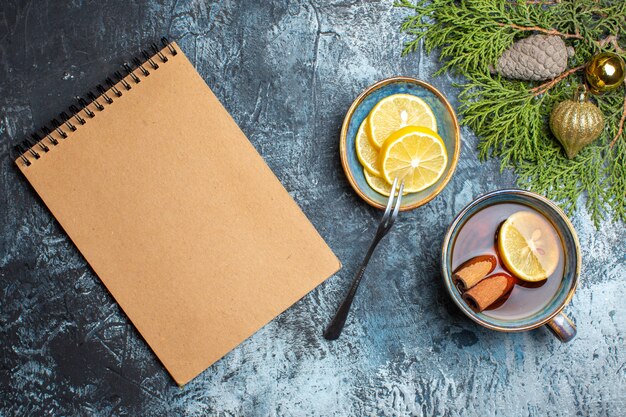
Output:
[323, 237, 381, 340]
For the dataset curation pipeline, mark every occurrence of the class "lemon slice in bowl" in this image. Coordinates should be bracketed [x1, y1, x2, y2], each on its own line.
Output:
[498, 211, 560, 282]
[367, 93, 437, 149]
[378, 126, 448, 193]
[355, 119, 381, 176]
[363, 169, 409, 197]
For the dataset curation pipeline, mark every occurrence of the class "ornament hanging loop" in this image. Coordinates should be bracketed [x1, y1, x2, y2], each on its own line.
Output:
[575, 84, 589, 103]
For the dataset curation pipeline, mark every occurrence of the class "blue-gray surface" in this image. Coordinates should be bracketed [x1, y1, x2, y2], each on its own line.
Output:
[0, 1, 624, 416]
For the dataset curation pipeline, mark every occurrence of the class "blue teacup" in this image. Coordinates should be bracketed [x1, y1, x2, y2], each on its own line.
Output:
[441, 189, 580, 342]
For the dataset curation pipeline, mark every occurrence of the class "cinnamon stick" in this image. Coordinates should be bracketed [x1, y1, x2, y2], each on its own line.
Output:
[462, 273, 516, 313]
[452, 255, 497, 291]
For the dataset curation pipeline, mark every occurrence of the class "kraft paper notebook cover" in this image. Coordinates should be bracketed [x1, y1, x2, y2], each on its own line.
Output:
[14, 40, 340, 386]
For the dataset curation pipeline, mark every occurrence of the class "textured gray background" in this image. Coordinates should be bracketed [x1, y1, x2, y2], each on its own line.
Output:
[1, 1, 625, 416]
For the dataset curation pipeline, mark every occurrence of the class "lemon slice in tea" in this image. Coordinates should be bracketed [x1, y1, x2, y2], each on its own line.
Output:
[378, 126, 448, 193]
[355, 119, 381, 176]
[498, 211, 560, 282]
[367, 93, 437, 149]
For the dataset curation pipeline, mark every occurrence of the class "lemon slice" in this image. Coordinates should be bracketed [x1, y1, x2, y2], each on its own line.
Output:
[379, 126, 448, 193]
[363, 169, 408, 197]
[498, 211, 560, 282]
[367, 94, 437, 149]
[355, 119, 381, 176]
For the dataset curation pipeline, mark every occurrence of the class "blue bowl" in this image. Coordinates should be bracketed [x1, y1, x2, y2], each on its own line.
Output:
[339, 77, 461, 210]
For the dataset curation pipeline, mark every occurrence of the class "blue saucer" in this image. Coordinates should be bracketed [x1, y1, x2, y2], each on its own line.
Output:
[339, 77, 461, 211]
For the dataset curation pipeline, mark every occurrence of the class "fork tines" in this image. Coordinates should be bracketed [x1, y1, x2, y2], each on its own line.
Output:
[379, 178, 404, 233]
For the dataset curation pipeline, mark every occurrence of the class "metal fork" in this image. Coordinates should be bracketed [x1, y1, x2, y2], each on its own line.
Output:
[323, 178, 405, 340]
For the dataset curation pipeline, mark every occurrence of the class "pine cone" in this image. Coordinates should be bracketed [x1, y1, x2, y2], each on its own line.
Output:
[491, 34, 574, 81]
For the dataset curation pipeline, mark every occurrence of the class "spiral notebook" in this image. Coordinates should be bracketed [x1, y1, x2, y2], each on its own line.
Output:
[14, 39, 340, 386]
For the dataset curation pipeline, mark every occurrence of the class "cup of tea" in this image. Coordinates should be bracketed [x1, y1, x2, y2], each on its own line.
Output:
[441, 189, 581, 342]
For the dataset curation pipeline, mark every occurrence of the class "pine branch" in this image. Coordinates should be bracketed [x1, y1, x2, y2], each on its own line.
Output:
[396, 0, 626, 226]
[497, 22, 583, 40]
[598, 34, 625, 53]
[611, 93, 626, 148]
[530, 64, 586, 96]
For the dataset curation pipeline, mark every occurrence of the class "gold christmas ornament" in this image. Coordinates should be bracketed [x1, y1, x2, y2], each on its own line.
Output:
[550, 89, 605, 159]
[585, 52, 625, 94]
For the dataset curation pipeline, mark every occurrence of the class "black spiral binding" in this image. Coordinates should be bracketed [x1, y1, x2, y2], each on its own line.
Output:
[14, 38, 177, 167]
